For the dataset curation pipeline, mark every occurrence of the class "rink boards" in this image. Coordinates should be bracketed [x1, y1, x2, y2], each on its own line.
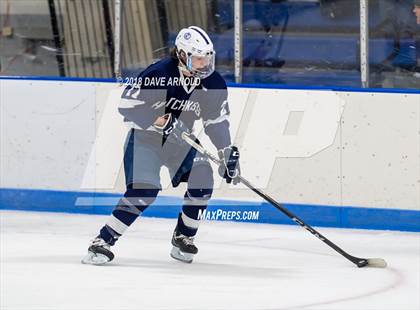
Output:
[0, 77, 419, 231]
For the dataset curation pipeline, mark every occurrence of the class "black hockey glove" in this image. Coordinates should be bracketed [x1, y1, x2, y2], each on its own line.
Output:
[153, 113, 190, 145]
[218, 146, 241, 185]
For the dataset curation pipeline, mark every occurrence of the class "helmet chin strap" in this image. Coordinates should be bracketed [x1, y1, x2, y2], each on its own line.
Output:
[178, 64, 193, 77]
[176, 50, 194, 76]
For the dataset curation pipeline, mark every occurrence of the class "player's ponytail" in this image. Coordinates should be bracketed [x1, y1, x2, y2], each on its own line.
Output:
[170, 47, 178, 59]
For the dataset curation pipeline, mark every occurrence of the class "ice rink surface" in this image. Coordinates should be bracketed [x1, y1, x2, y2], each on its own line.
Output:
[1, 210, 419, 310]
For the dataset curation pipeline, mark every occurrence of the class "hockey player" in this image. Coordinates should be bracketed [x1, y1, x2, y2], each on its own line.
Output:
[82, 26, 240, 264]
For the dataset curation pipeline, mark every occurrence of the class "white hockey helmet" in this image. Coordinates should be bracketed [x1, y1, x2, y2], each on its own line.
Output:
[175, 26, 215, 79]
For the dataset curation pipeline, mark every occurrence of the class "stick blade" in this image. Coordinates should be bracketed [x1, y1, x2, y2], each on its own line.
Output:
[356, 257, 387, 268]
[366, 258, 387, 268]
[353, 258, 387, 268]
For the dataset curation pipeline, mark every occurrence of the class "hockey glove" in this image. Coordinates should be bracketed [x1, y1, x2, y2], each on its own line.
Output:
[218, 146, 241, 185]
[153, 113, 190, 145]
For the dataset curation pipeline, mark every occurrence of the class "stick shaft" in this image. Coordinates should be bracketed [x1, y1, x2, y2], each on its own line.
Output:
[181, 133, 366, 267]
[238, 176, 364, 265]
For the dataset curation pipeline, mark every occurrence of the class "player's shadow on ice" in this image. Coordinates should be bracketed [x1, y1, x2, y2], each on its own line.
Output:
[109, 257, 295, 279]
[7, 255, 293, 279]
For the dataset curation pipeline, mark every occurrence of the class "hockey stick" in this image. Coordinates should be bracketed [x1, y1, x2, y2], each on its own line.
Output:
[182, 132, 387, 268]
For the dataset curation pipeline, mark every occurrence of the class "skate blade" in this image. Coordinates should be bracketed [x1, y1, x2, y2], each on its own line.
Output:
[170, 246, 194, 263]
[81, 251, 111, 265]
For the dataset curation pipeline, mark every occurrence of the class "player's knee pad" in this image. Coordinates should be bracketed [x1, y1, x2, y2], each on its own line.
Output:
[187, 164, 214, 191]
[185, 164, 213, 205]
[124, 183, 160, 207]
[185, 187, 213, 204]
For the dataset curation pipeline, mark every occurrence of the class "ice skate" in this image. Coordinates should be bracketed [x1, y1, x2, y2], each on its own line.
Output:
[170, 229, 198, 264]
[81, 237, 114, 265]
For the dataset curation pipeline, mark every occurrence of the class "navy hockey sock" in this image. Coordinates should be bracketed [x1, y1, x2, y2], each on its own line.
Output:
[99, 185, 159, 245]
[176, 163, 214, 237]
[176, 188, 211, 237]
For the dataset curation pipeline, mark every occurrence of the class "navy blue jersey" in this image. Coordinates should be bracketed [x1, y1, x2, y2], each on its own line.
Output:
[119, 57, 231, 149]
